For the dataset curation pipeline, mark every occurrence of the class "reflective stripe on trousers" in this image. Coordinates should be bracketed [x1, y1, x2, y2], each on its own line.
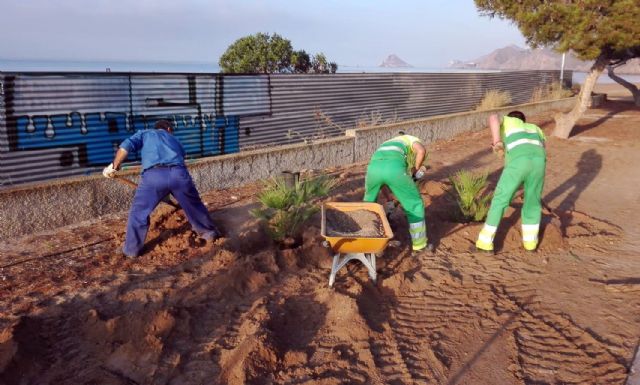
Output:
[477, 224, 497, 244]
[409, 220, 427, 250]
[522, 223, 539, 242]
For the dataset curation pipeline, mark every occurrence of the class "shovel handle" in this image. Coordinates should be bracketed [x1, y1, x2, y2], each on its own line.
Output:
[114, 176, 139, 189]
[113, 176, 181, 209]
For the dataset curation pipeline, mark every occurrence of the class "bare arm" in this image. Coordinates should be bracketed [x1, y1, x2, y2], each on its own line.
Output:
[112, 148, 129, 170]
[489, 114, 501, 145]
[412, 142, 426, 170]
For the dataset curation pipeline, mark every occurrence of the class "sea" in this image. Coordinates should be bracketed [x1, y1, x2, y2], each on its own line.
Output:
[1, 58, 639, 84]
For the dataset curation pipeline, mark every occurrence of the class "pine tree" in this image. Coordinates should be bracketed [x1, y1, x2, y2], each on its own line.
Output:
[475, 0, 640, 137]
[219, 33, 338, 74]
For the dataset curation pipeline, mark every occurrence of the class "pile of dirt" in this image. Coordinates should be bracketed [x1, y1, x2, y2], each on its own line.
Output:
[325, 208, 385, 237]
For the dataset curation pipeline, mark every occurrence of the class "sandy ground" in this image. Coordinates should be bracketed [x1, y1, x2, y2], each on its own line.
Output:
[1, 97, 639, 385]
[594, 82, 640, 102]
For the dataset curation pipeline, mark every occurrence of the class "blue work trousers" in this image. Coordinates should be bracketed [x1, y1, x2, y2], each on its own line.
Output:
[123, 165, 219, 256]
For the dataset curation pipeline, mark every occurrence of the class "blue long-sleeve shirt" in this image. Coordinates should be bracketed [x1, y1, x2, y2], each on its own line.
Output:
[119, 129, 185, 171]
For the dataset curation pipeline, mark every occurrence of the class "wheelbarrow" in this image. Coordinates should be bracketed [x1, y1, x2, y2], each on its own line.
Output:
[321, 202, 394, 287]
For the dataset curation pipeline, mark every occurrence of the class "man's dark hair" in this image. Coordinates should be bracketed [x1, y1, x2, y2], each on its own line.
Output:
[507, 111, 526, 122]
[154, 119, 173, 131]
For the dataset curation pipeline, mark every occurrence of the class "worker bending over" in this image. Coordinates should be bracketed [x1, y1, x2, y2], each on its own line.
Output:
[103, 119, 221, 258]
[476, 111, 546, 252]
[364, 132, 430, 251]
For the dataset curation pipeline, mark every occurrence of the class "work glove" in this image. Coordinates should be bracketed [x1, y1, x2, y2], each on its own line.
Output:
[102, 163, 117, 178]
[413, 165, 427, 181]
[492, 142, 505, 159]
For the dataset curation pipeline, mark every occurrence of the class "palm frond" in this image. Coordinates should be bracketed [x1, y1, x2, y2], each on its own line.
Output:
[251, 174, 336, 242]
[449, 170, 493, 222]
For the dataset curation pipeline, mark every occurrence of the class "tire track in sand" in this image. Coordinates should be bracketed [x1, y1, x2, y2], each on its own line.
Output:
[377, 250, 630, 384]
[473, 253, 629, 384]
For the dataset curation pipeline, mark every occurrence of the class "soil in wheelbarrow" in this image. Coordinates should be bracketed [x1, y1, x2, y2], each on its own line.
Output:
[325, 208, 386, 237]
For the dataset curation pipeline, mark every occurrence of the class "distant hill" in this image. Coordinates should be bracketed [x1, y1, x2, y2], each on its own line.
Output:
[450, 45, 640, 74]
[380, 54, 412, 68]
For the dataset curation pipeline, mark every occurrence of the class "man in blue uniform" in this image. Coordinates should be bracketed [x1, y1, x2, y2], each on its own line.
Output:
[103, 119, 221, 258]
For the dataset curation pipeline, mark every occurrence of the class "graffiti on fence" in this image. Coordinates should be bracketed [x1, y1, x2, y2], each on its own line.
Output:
[10, 112, 238, 167]
[0, 72, 268, 187]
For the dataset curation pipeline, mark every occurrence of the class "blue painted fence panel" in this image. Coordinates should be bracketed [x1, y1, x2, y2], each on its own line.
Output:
[0, 72, 266, 187]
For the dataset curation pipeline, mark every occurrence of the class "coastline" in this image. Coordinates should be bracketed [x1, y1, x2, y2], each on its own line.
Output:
[2, 58, 640, 86]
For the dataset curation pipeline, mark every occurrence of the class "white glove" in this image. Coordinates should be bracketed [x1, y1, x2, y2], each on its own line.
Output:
[414, 165, 427, 180]
[102, 163, 117, 178]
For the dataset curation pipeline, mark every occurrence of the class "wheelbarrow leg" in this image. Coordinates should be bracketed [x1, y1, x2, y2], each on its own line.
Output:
[329, 253, 377, 287]
[329, 253, 341, 287]
[366, 253, 377, 283]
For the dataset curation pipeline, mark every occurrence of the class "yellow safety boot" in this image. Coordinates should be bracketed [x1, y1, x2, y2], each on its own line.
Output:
[475, 238, 494, 252]
[476, 224, 496, 252]
[523, 240, 538, 252]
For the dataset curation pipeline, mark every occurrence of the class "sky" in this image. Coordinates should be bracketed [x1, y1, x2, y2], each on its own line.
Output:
[0, 0, 527, 69]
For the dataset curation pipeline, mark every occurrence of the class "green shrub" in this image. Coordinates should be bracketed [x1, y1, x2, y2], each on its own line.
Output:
[547, 82, 574, 99]
[529, 86, 547, 103]
[530, 81, 573, 103]
[251, 175, 336, 243]
[449, 170, 493, 222]
[475, 89, 512, 111]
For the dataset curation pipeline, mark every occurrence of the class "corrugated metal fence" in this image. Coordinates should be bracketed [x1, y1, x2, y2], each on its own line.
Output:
[240, 71, 566, 148]
[0, 70, 569, 188]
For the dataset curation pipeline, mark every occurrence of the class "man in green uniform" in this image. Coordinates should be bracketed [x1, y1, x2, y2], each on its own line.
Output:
[476, 111, 546, 252]
[364, 132, 429, 251]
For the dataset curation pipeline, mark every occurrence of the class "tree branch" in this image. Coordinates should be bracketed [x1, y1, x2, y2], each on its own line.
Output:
[607, 65, 640, 106]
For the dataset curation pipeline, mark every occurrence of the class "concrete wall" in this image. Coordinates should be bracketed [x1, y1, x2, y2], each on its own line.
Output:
[0, 136, 355, 238]
[346, 97, 576, 162]
[0, 97, 575, 238]
[187, 136, 355, 192]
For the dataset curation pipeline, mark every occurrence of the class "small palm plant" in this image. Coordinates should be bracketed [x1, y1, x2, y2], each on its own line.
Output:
[251, 175, 336, 246]
[449, 170, 493, 222]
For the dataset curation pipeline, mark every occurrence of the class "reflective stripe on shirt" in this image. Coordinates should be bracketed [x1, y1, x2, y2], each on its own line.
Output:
[376, 145, 405, 154]
[506, 138, 543, 151]
[501, 116, 544, 153]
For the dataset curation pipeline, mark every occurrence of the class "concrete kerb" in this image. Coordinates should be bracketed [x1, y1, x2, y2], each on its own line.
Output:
[0, 97, 575, 238]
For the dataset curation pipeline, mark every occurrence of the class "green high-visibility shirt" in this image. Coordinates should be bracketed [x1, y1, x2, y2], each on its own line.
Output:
[501, 116, 546, 161]
[370, 134, 423, 172]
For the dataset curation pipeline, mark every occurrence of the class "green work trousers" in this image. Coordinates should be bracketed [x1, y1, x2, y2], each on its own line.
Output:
[485, 155, 546, 227]
[364, 158, 427, 250]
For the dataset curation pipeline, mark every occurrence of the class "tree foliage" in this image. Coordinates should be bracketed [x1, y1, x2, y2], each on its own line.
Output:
[220, 33, 338, 74]
[291, 50, 311, 73]
[311, 53, 338, 74]
[474, 0, 639, 61]
[219, 33, 292, 74]
[474, 0, 640, 137]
